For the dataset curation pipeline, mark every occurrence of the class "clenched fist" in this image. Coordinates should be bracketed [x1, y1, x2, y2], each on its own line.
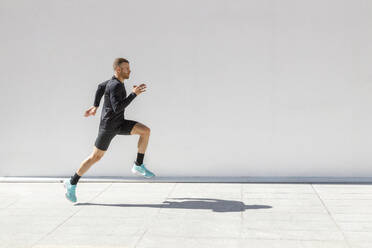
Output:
[84, 106, 97, 117]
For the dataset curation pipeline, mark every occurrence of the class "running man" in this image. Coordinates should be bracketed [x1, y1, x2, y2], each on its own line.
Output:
[64, 58, 155, 203]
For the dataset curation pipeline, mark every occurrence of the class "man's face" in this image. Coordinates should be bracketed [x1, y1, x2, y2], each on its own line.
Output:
[117, 62, 131, 79]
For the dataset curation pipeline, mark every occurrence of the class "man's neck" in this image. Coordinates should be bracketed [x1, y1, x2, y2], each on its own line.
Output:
[114, 74, 124, 83]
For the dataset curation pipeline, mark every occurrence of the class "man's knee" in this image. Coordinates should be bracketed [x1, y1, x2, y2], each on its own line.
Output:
[144, 126, 151, 135]
[91, 154, 103, 161]
[91, 150, 105, 161]
[134, 123, 150, 136]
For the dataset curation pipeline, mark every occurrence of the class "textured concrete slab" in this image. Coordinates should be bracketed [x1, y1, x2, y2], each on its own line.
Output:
[0, 182, 371, 248]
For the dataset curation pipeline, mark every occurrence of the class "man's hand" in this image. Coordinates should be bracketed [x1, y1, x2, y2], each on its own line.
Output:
[84, 106, 98, 117]
[132, 83, 147, 96]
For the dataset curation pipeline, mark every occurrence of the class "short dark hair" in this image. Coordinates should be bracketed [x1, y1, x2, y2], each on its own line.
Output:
[113, 58, 129, 70]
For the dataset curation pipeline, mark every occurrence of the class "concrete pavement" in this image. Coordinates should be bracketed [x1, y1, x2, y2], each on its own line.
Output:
[0, 182, 371, 248]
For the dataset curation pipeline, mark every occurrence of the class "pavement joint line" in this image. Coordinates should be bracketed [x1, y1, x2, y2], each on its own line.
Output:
[157, 182, 178, 215]
[240, 183, 244, 239]
[5, 198, 19, 209]
[134, 229, 149, 248]
[30, 183, 113, 248]
[133, 182, 178, 248]
[311, 184, 352, 248]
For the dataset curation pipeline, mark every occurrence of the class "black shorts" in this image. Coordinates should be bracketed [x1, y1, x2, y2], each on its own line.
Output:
[94, 119, 138, 151]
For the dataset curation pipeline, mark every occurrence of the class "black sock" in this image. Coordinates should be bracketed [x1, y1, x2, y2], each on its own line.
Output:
[136, 153, 144, 166]
[70, 173, 81, 185]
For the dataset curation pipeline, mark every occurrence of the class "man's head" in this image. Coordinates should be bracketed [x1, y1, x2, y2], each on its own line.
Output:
[113, 58, 131, 80]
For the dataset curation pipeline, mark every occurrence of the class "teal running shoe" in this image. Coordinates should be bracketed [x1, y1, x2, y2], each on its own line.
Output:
[131, 162, 155, 178]
[63, 179, 77, 202]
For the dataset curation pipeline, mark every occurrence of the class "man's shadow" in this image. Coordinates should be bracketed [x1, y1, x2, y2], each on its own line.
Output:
[75, 198, 272, 212]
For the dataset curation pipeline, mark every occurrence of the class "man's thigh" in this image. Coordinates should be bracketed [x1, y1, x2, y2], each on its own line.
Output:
[117, 119, 139, 135]
[130, 122, 150, 135]
[94, 129, 117, 151]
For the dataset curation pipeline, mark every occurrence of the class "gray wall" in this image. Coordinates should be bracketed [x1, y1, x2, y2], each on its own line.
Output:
[0, 0, 371, 177]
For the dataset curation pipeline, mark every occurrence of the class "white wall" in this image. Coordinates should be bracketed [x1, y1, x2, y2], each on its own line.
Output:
[0, 0, 371, 178]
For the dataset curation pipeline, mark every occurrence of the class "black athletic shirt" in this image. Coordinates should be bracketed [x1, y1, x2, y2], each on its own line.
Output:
[93, 76, 137, 131]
